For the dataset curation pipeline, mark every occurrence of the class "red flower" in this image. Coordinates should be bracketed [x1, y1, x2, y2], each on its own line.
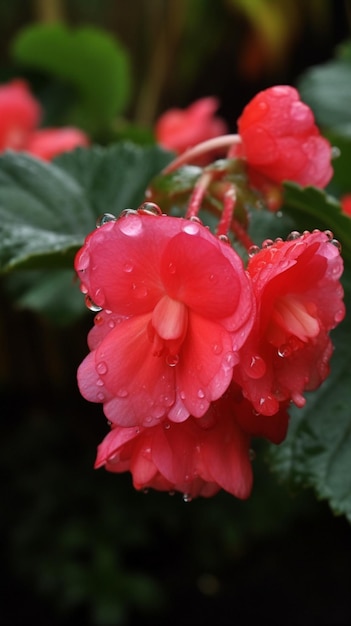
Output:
[0, 79, 41, 151]
[76, 209, 254, 428]
[155, 97, 228, 155]
[26, 127, 89, 161]
[233, 230, 345, 416]
[0, 78, 89, 160]
[237, 85, 333, 188]
[341, 194, 351, 217]
[94, 384, 254, 500]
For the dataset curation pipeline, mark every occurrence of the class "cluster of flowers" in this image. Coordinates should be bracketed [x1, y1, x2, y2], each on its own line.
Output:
[75, 86, 345, 500]
[0, 79, 88, 160]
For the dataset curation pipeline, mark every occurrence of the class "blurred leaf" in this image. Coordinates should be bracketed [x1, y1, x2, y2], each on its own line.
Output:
[282, 183, 351, 263]
[268, 264, 351, 522]
[298, 42, 351, 136]
[11, 23, 131, 132]
[4, 270, 85, 325]
[0, 144, 172, 273]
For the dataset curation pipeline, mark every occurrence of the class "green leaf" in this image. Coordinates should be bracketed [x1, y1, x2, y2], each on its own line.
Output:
[298, 53, 351, 135]
[268, 264, 351, 521]
[0, 143, 173, 273]
[282, 183, 351, 263]
[11, 23, 131, 132]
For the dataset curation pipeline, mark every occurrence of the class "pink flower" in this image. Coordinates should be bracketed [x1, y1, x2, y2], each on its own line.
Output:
[0, 79, 41, 151]
[94, 384, 254, 499]
[237, 85, 333, 188]
[25, 127, 89, 161]
[155, 97, 228, 155]
[75, 208, 254, 428]
[0, 78, 89, 160]
[233, 230, 345, 416]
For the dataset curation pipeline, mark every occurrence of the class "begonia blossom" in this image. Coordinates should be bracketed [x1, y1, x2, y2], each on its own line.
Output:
[155, 97, 228, 155]
[237, 85, 333, 189]
[75, 207, 254, 428]
[0, 78, 89, 159]
[0, 79, 40, 151]
[94, 384, 254, 499]
[26, 127, 89, 161]
[233, 230, 345, 416]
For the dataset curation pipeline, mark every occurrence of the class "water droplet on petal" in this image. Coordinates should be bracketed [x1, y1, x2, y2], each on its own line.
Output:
[96, 378, 104, 387]
[85, 294, 102, 312]
[97, 392, 105, 401]
[117, 388, 128, 398]
[77, 249, 90, 271]
[166, 354, 179, 367]
[278, 344, 292, 358]
[168, 262, 176, 274]
[132, 283, 148, 298]
[94, 288, 105, 307]
[218, 234, 230, 244]
[330, 238, 342, 251]
[212, 344, 222, 355]
[262, 238, 273, 248]
[96, 213, 116, 228]
[197, 389, 205, 399]
[224, 352, 236, 368]
[137, 202, 162, 216]
[323, 229, 333, 240]
[123, 262, 133, 273]
[97, 361, 108, 375]
[168, 490, 175, 496]
[182, 220, 200, 235]
[183, 493, 192, 503]
[246, 355, 266, 378]
[248, 245, 260, 257]
[164, 422, 171, 430]
[118, 212, 143, 236]
[287, 230, 301, 241]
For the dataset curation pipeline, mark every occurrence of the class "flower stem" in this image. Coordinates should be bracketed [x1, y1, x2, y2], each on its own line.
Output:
[163, 134, 242, 174]
[185, 171, 213, 218]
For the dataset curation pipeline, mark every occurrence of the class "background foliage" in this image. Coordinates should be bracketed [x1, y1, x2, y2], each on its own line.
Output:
[1, 1, 351, 624]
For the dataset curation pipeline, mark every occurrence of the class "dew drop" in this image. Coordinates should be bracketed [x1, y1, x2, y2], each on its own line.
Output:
[197, 389, 205, 399]
[277, 344, 292, 358]
[218, 234, 230, 244]
[96, 378, 104, 387]
[97, 392, 105, 401]
[323, 229, 333, 240]
[246, 355, 266, 379]
[166, 354, 179, 367]
[132, 282, 148, 298]
[274, 237, 283, 243]
[248, 245, 260, 257]
[137, 202, 162, 216]
[85, 294, 102, 312]
[262, 238, 273, 248]
[123, 262, 133, 273]
[80, 284, 88, 295]
[164, 422, 171, 430]
[168, 490, 175, 496]
[77, 249, 90, 271]
[183, 493, 192, 503]
[96, 213, 116, 228]
[97, 361, 108, 375]
[212, 344, 222, 355]
[332, 146, 341, 159]
[330, 238, 342, 251]
[108, 320, 116, 329]
[224, 352, 236, 368]
[93, 288, 105, 307]
[168, 262, 176, 274]
[334, 309, 345, 323]
[182, 221, 200, 235]
[118, 212, 143, 236]
[287, 230, 301, 241]
[117, 388, 128, 398]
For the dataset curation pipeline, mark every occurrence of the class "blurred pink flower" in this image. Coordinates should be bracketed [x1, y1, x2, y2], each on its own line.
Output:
[155, 97, 228, 155]
[0, 78, 89, 159]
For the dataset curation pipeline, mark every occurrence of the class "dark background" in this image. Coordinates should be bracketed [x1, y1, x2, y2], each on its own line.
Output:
[1, 1, 351, 624]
